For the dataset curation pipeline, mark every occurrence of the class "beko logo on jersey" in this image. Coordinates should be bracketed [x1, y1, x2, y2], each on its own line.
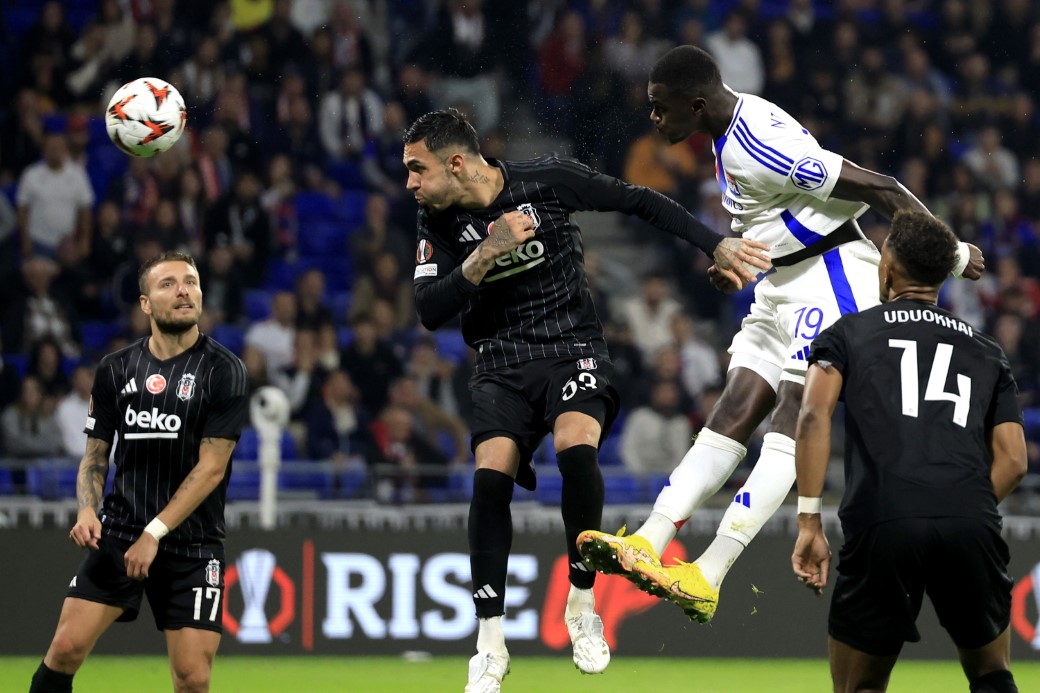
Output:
[484, 240, 546, 282]
[124, 406, 182, 439]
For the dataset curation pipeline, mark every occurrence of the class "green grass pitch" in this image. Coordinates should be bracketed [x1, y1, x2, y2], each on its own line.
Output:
[4, 656, 1039, 692]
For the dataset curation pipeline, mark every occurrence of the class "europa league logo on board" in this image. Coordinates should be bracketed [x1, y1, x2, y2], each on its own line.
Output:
[237, 549, 277, 643]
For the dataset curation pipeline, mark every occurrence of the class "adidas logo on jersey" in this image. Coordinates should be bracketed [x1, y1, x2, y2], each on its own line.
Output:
[457, 224, 482, 243]
[124, 405, 182, 439]
[121, 379, 138, 395]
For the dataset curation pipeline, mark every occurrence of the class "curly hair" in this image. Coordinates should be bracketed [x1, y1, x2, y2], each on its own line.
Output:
[403, 108, 480, 154]
[886, 211, 958, 285]
[649, 45, 723, 101]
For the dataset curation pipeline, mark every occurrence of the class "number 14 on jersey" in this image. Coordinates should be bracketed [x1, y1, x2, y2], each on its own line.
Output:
[889, 339, 971, 428]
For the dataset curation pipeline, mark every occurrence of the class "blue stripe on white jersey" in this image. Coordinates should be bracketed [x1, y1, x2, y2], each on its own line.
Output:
[732, 120, 792, 176]
[737, 118, 794, 164]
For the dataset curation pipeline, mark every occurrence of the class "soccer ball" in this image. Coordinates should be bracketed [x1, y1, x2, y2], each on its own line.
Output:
[105, 77, 186, 157]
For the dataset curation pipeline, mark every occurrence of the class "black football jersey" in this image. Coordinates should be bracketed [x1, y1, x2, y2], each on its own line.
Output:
[85, 335, 249, 556]
[808, 299, 1023, 537]
[414, 154, 724, 373]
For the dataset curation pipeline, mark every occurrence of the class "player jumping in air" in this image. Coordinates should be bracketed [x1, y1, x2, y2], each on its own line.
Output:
[404, 109, 769, 692]
[30, 251, 249, 693]
[577, 45, 985, 624]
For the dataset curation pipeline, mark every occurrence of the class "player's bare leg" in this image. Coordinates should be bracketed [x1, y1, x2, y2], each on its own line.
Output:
[578, 366, 775, 618]
[465, 437, 519, 693]
[553, 411, 610, 674]
[166, 627, 220, 693]
[828, 637, 899, 693]
[956, 627, 1019, 693]
[31, 598, 123, 691]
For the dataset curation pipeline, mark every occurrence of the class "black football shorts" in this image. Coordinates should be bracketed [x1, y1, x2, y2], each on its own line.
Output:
[470, 355, 620, 490]
[829, 516, 1012, 656]
[67, 535, 226, 634]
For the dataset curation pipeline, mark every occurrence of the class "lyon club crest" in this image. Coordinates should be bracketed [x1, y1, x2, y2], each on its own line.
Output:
[176, 373, 197, 402]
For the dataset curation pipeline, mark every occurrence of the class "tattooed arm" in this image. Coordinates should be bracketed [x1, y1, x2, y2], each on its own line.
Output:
[460, 210, 535, 284]
[70, 437, 112, 550]
[124, 437, 237, 579]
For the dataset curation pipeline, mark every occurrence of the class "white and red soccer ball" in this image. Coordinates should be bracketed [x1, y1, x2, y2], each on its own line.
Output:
[105, 77, 187, 157]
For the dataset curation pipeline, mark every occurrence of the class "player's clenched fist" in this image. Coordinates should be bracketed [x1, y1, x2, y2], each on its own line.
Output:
[124, 533, 159, 580]
[69, 508, 102, 550]
[482, 210, 535, 259]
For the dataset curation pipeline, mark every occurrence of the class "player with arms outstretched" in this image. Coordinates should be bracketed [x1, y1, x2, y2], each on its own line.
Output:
[578, 45, 985, 623]
[793, 212, 1026, 693]
[30, 251, 249, 693]
[404, 109, 769, 692]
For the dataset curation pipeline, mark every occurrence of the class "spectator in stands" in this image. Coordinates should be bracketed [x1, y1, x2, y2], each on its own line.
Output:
[109, 156, 160, 232]
[604, 321, 646, 407]
[350, 193, 412, 274]
[1, 257, 80, 357]
[372, 404, 450, 503]
[173, 166, 206, 251]
[349, 251, 414, 330]
[993, 312, 1039, 408]
[196, 126, 233, 202]
[327, 0, 375, 76]
[641, 344, 695, 413]
[394, 63, 436, 125]
[0, 335, 22, 413]
[97, 0, 135, 66]
[245, 291, 296, 372]
[27, 337, 69, 399]
[261, 154, 298, 254]
[603, 10, 669, 85]
[537, 10, 587, 135]
[20, 1, 75, 69]
[271, 95, 326, 170]
[621, 379, 692, 475]
[152, 198, 190, 251]
[672, 313, 721, 401]
[304, 368, 375, 462]
[622, 273, 683, 363]
[387, 375, 469, 464]
[340, 313, 402, 416]
[198, 245, 244, 325]
[319, 68, 384, 163]
[180, 35, 225, 108]
[111, 22, 166, 85]
[622, 123, 697, 206]
[56, 364, 92, 457]
[242, 344, 270, 395]
[0, 376, 64, 458]
[261, 0, 309, 71]
[963, 126, 1020, 191]
[706, 11, 765, 95]
[363, 101, 411, 198]
[0, 89, 45, 181]
[112, 235, 162, 314]
[16, 132, 94, 258]
[205, 171, 273, 284]
[272, 329, 330, 420]
[66, 22, 111, 106]
[844, 45, 908, 137]
[295, 268, 334, 332]
[406, 337, 466, 420]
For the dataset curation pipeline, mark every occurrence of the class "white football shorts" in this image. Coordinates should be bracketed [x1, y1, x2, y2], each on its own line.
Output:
[728, 239, 881, 389]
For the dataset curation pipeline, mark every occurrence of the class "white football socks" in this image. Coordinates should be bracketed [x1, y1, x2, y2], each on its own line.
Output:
[637, 428, 747, 555]
[700, 432, 797, 587]
[565, 584, 595, 619]
[476, 616, 506, 655]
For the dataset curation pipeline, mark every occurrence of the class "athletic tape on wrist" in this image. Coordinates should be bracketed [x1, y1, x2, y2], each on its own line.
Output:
[797, 496, 823, 514]
[952, 242, 970, 279]
[144, 518, 170, 541]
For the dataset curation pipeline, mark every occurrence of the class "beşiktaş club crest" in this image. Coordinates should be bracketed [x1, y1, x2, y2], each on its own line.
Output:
[176, 373, 197, 402]
[206, 558, 221, 587]
[577, 358, 597, 371]
[517, 203, 541, 230]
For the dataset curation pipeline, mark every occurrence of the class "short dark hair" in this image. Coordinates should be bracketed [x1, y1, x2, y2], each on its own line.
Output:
[403, 108, 480, 154]
[649, 45, 723, 100]
[138, 250, 199, 294]
[886, 211, 958, 285]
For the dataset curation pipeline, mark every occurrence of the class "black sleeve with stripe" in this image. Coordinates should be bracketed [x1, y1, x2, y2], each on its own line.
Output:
[202, 355, 250, 440]
[85, 356, 120, 443]
[510, 155, 725, 255]
[413, 207, 478, 331]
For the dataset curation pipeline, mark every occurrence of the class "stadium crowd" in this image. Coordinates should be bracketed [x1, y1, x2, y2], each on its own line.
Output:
[0, 0, 1037, 502]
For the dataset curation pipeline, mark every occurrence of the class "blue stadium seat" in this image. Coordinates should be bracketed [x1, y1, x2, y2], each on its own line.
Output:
[337, 462, 369, 499]
[449, 468, 473, 501]
[264, 258, 298, 291]
[603, 475, 642, 504]
[234, 427, 297, 461]
[279, 462, 334, 499]
[3, 354, 28, 378]
[299, 220, 349, 258]
[338, 191, 368, 225]
[336, 327, 354, 348]
[535, 472, 563, 506]
[598, 434, 623, 466]
[244, 289, 273, 321]
[1, 182, 15, 205]
[295, 191, 339, 222]
[327, 160, 365, 190]
[303, 257, 353, 292]
[644, 474, 670, 503]
[434, 330, 469, 363]
[328, 291, 352, 323]
[0, 466, 14, 496]
[25, 462, 78, 500]
[81, 321, 121, 354]
[43, 114, 68, 133]
[211, 324, 245, 355]
[226, 465, 260, 501]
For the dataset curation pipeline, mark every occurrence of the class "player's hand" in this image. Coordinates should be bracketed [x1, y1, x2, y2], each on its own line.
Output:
[712, 237, 771, 287]
[792, 517, 830, 596]
[124, 533, 159, 580]
[481, 211, 535, 259]
[963, 243, 984, 280]
[70, 508, 102, 550]
[707, 264, 742, 293]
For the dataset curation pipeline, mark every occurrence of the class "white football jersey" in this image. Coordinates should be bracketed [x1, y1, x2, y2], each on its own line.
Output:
[713, 93, 868, 259]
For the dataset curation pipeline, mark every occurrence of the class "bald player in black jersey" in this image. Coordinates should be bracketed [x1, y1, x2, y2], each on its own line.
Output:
[793, 212, 1028, 693]
[403, 108, 770, 691]
[30, 251, 249, 693]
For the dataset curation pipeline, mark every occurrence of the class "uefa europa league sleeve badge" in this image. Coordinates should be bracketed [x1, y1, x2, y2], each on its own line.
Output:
[237, 549, 277, 643]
